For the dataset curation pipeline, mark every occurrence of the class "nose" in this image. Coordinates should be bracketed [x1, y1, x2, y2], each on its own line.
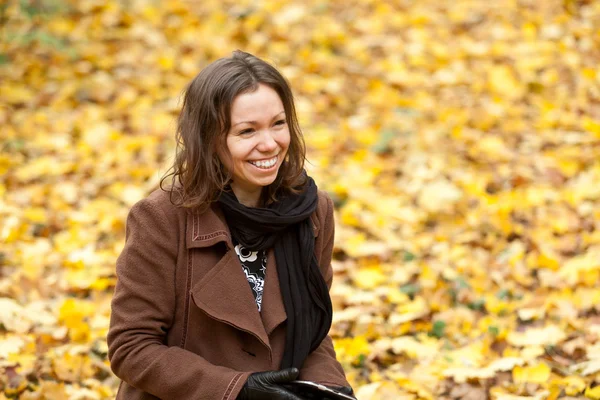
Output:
[256, 129, 278, 152]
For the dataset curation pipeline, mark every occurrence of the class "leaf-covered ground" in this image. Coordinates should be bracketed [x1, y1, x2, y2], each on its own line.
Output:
[2, 0, 600, 398]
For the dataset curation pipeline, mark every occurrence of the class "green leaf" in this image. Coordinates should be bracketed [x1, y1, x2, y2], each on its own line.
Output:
[467, 298, 485, 311]
[429, 320, 446, 339]
[455, 276, 471, 290]
[19, 0, 66, 18]
[399, 283, 420, 298]
[371, 129, 396, 154]
[20, 0, 44, 18]
[353, 353, 366, 368]
[402, 250, 416, 262]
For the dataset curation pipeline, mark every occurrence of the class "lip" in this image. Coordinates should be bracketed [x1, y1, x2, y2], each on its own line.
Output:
[248, 153, 279, 163]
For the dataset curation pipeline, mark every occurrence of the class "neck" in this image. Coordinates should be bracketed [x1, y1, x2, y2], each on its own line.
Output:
[231, 185, 262, 208]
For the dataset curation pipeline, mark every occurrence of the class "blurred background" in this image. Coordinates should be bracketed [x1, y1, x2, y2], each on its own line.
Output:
[1, 0, 600, 398]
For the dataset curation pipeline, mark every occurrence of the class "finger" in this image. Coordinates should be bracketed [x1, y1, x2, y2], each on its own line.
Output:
[269, 367, 300, 383]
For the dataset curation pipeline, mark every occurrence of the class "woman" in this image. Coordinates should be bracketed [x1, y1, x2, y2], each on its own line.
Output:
[107, 50, 354, 399]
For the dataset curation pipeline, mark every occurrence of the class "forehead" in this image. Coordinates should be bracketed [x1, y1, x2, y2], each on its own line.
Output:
[230, 84, 284, 121]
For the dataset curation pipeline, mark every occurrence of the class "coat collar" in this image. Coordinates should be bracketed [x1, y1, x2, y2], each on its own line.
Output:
[186, 203, 233, 250]
[185, 202, 320, 353]
[185, 202, 320, 250]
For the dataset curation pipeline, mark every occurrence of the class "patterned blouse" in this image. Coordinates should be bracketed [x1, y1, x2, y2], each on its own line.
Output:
[233, 241, 267, 312]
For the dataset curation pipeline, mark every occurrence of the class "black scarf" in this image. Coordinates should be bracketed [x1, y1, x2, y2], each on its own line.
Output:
[217, 175, 333, 369]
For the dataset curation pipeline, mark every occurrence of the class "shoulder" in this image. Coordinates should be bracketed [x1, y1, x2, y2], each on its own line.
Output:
[316, 189, 334, 218]
[313, 189, 334, 238]
[145, 187, 181, 210]
[129, 187, 188, 228]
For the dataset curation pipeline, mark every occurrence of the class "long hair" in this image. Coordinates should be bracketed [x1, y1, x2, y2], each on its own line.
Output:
[160, 50, 307, 211]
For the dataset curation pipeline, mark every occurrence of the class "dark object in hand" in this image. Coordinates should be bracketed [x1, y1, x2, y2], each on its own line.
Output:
[237, 368, 305, 400]
[326, 386, 355, 397]
[282, 381, 356, 400]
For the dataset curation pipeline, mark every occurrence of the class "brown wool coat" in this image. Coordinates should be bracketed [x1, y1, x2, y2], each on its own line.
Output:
[107, 188, 349, 400]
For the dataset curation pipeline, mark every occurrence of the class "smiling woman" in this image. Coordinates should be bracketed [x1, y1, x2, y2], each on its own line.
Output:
[160, 50, 308, 213]
[106, 50, 354, 400]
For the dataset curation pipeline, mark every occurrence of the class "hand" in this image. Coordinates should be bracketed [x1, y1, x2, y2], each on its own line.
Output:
[237, 368, 305, 400]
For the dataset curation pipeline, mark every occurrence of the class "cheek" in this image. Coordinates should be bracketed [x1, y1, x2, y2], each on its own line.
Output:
[281, 129, 291, 148]
[226, 140, 256, 168]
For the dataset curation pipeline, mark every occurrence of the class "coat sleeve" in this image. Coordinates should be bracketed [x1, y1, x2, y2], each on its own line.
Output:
[107, 198, 251, 400]
[298, 192, 351, 387]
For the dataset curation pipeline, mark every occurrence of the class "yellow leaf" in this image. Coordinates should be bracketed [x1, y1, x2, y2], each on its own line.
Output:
[333, 336, 370, 361]
[560, 376, 586, 396]
[487, 357, 526, 372]
[477, 136, 512, 161]
[586, 386, 600, 400]
[418, 179, 463, 213]
[340, 200, 363, 227]
[0, 84, 34, 105]
[536, 249, 560, 270]
[390, 336, 439, 359]
[22, 207, 48, 224]
[559, 248, 600, 285]
[488, 65, 525, 99]
[8, 353, 37, 374]
[0, 335, 25, 358]
[507, 325, 566, 347]
[582, 117, 600, 138]
[52, 352, 95, 382]
[355, 382, 404, 400]
[522, 22, 537, 40]
[158, 54, 175, 70]
[0, 299, 31, 333]
[58, 299, 96, 342]
[390, 297, 429, 324]
[513, 362, 551, 384]
[38, 381, 67, 399]
[352, 266, 386, 290]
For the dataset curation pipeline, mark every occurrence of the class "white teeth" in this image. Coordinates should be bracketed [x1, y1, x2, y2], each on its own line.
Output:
[250, 156, 277, 169]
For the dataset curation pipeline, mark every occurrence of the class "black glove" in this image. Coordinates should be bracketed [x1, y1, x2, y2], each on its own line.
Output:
[237, 368, 305, 400]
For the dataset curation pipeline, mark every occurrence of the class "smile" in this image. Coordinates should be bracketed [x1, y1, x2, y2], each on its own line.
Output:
[248, 155, 278, 169]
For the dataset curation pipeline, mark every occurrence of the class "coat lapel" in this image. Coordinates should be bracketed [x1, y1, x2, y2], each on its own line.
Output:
[185, 204, 276, 350]
[184, 203, 322, 351]
[189, 249, 271, 348]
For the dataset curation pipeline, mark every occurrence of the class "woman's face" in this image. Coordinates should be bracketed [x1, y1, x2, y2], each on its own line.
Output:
[220, 84, 290, 203]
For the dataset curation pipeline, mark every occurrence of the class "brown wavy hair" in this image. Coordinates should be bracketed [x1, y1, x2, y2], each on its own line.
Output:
[160, 50, 307, 211]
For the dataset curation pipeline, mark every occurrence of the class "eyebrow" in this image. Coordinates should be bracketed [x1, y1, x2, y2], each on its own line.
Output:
[232, 111, 286, 127]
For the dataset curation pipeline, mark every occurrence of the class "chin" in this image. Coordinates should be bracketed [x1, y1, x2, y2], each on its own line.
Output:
[254, 177, 277, 188]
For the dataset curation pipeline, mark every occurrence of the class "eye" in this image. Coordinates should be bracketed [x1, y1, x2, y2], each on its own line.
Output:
[239, 128, 254, 135]
[274, 119, 286, 126]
